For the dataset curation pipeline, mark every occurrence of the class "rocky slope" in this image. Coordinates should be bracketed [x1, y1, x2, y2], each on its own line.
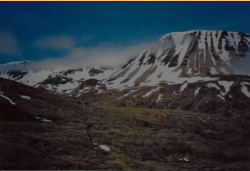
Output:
[0, 77, 121, 170]
[115, 74, 250, 119]
[1, 77, 250, 170]
[108, 30, 250, 87]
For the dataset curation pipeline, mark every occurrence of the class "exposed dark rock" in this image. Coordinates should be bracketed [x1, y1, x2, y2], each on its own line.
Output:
[185, 31, 201, 58]
[63, 69, 77, 76]
[181, 59, 188, 66]
[134, 83, 140, 87]
[215, 31, 218, 39]
[145, 54, 156, 65]
[120, 78, 129, 84]
[122, 57, 136, 69]
[230, 33, 234, 39]
[78, 79, 101, 89]
[162, 49, 175, 65]
[4, 71, 28, 80]
[181, 34, 188, 45]
[117, 78, 250, 119]
[42, 76, 72, 85]
[168, 54, 179, 67]
[210, 33, 221, 60]
[89, 68, 104, 75]
[139, 52, 147, 65]
[238, 40, 249, 54]
[218, 31, 236, 51]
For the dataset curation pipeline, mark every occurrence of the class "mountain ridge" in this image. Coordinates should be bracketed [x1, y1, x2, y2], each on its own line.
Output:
[0, 30, 250, 93]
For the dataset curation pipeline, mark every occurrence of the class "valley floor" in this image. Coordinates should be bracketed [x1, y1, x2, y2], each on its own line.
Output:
[1, 93, 250, 170]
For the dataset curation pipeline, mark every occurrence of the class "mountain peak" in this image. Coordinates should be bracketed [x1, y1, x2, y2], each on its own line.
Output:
[1, 60, 32, 66]
[0, 30, 250, 92]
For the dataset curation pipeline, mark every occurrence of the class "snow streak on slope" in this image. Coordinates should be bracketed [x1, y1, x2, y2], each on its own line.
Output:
[241, 85, 250, 98]
[179, 83, 188, 92]
[142, 87, 160, 97]
[207, 83, 220, 90]
[195, 87, 201, 96]
[117, 89, 139, 99]
[20, 95, 31, 99]
[218, 81, 234, 96]
[0, 92, 16, 105]
[218, 94, 225, 101]
[156, 94, 163, 103]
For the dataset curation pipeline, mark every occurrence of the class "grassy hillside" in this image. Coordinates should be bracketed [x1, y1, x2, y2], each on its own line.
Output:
[1, 77, 250, 170]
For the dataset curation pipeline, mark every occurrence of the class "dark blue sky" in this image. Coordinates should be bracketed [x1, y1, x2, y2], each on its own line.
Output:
[0, 1, 249, 64]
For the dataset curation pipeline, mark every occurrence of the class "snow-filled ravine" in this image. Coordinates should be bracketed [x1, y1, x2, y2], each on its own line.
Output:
[0, 92, 16, 105]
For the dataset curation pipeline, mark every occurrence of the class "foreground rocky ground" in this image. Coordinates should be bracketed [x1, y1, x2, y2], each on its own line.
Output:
[1, 77, 250, 170]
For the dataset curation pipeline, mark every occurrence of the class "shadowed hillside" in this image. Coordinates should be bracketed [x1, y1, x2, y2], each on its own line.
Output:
[1, 78, 250, 170]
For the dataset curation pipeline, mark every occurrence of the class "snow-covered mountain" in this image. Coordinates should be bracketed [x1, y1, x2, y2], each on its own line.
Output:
[0, 30, 250, 94]
[108, 30, 250, 87]
[0, 60, 32, 67]
[0, 65, 119, 93]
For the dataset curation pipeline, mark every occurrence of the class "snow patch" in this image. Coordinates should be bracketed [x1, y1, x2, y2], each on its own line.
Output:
[20, 95, 31, 99]
[0, 93, 16, 105]
[195, 87, 201, 96]
[218, 81, 234, 96]
[42, 119, 52, 122]
[179, 83, 188, 92]
[179, 158, 189, 162]
[35, 117, 52, 122]
[117, 89, 139, 99]
[75, 94, 81, 97]
[99, 145, 110, 151]
[243, 82, 250, 85]
[142, 87, 160, 98]
[220, 67, 229, 74]
[241, 85, 250, 98]
[207, 83, 220, 90]
[186, 68, 192, 74]
[210, 67, 218, 74]
[98, 89, 103, 93]
[156, 94, 163, 103]
[217, 94, 225, 101]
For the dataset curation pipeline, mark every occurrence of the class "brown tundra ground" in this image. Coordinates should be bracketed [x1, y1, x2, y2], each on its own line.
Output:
[1, 78, 250, 170]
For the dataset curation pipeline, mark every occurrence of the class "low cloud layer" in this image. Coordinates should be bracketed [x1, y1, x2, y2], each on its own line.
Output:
[1, 34, 167, 71]
[0, 30, 19, 56]
[28, 33, 169, 69]
[35, 35, 76, 50]
[31, 41, 157, 69]
[231, 50, 250, 74]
